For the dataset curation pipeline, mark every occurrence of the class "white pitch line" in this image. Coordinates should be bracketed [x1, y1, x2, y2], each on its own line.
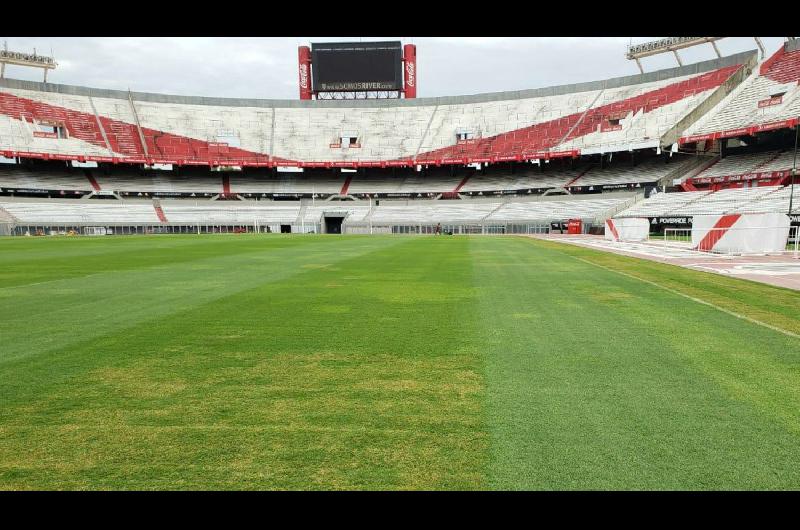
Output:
[569, 255, 800, 340]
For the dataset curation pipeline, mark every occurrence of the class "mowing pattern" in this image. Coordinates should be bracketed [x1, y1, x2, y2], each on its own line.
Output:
[0, 235, 798, 490]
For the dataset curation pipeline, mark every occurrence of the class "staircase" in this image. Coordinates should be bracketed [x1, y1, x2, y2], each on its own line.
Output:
[0, 205, 18, 223]
[152, 199, 168, 223]
[481, 199, 510, 222]
[339, 175, 353, 195]
[83, 169, 101, 192]
[659, 155, 718, 187]
[564, 166, 593, 187]
[750, 150, 786, 172]
[671, 155, 721, 189]
[556, 89, 605, 146]
[594, 193, 642, 223]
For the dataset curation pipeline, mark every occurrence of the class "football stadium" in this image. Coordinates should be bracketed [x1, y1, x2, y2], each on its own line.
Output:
[1, 36, 799, 491]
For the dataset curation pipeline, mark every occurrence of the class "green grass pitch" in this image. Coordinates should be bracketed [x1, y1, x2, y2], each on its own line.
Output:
[1, 234, 799, 490]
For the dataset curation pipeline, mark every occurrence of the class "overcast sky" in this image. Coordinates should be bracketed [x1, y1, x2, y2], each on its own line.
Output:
[0, 37, 788, 99]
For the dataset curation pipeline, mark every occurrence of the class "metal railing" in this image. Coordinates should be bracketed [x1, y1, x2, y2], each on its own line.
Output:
[0, 220, 600, 237]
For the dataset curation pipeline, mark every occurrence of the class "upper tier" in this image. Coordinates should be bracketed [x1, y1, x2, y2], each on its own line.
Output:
[682, 40, 800, 143]
[0, 51, 755, 168]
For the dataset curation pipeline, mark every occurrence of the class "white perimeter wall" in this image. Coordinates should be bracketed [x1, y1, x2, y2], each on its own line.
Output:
[692, 212, 790, 253]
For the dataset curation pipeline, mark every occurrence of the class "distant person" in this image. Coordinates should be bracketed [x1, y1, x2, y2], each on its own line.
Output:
[435, 223, 442, 235]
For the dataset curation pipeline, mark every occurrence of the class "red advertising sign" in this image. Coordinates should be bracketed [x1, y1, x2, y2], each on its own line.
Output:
[690, 170, 791, 185]
[758, 95, 783, 108]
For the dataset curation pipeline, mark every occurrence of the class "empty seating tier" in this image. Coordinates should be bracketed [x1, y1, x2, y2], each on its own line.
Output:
[681, 45, 800, 144]
[617, 186, 798, 218]
[0, 51, 752, 168]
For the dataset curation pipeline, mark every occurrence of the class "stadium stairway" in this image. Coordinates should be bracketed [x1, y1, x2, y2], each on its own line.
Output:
[0, 204, 17, 223]
[83, 169, 102, 192]
[340, 175, 353, 195]
[750, 150, 786, 173]
[594, 194, 642, 224]
[564, 167, 594, 187]
[675, 155, 721, 189]
[481, 200, 510, 222]
[152, 200, 168, 223]
[452, 175, 471, 194]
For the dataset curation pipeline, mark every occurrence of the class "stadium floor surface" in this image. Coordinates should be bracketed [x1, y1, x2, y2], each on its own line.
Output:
[1, 234, 799, 490]
[545, 234, 800, 291]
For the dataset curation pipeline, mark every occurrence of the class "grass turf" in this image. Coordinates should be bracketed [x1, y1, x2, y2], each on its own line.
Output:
[0, 234, 798, 490]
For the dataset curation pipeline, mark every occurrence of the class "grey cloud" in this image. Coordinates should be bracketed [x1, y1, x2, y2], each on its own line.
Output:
[0, 37, 788, 99]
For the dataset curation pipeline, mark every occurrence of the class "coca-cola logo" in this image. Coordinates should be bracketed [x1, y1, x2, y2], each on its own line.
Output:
[405, 61, 415, 87]
[299, 64, 309, 89]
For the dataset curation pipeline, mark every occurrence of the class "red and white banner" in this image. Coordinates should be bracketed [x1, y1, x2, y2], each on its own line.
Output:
[758, 95, 783, 108]
[298, 46, 312, 101]
[690, 170, 791, 185]
[718, 127, 752, 139]
[605, 217, 649, 242]
[692, 213, 791, 253]
[680, 118, 799, 145]
[403, 44, 417, 99]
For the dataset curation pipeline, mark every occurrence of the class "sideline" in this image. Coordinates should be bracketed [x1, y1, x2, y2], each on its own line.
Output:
[533, 237, 800, 340]
[571, 254, 799, 340]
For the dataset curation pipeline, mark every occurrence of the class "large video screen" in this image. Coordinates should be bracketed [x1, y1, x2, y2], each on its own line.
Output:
[311, 41, 402, 92]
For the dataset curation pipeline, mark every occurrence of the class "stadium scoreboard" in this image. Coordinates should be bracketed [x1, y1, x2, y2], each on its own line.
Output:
[298, 41, 416, 99]
[311, 41, 403, 92]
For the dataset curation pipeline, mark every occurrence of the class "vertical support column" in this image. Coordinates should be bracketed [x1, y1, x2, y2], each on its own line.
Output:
[672, 49, 683, 67]
[127, 90, 149, 158]
[298, 46, 312, 100]
[403, 44, 417, 99]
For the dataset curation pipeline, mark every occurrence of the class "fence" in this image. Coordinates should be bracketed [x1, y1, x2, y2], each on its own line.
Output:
[343, 222, 568, 235]
[0, 222, 322, 237]
[0, 219, 601, 237]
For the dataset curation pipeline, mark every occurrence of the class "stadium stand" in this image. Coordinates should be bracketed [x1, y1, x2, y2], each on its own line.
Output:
[681, 41, 800, 144]
[95, 167, 223, 195]
[0, 192, 635, 229]
[0, 52, 753, 167]
[0, 200, 160, 224]
[616, 186, 798, 218]
[0, 153, 695, 197]
[0, 164, 93, 192]
[1, 45, 798, 235]
[695, 150, 785, 179]
[162, 202, 301, 225]
[486, 196, 633, 222]
[679, 148, 797, 190]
